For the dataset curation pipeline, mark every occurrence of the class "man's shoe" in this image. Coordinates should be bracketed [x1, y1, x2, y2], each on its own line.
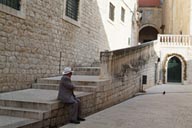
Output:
[70, 120, 80, 124]
[78, 117, 86, 121]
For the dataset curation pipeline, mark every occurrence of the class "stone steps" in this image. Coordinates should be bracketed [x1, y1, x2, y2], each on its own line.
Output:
[32, 83, 98, 92]
[37, 75, 109, 85]
[0, 89, 56, 120]
[0, 116, 41, 128]
[0, 106, 49, 120]
[0, 99, 56, 111]
[0, 88, 93, 127]
[0, 67, 105, 127]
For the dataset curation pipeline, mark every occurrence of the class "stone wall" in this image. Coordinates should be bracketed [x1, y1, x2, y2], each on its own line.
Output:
[48, 93, 95, 128]
[139, 7, 162, 33]
[0, 0, 109, 92]
[47, 42, 159, 127]
[100, 41, 158, 94]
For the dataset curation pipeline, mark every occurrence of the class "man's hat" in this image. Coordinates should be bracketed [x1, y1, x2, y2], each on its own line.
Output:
[62, 67, 73, 75]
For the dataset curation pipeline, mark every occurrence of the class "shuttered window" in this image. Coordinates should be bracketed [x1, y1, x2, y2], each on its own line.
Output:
[109, 2, 115, 21]
[0, 0, 21, 10]
[65, 0, 79, 21]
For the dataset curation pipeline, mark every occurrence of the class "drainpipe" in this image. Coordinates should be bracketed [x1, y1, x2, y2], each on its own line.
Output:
[59, 52, 62, 74]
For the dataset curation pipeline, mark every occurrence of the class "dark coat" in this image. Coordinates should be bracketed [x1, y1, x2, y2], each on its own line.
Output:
[57, 75, 76, 103]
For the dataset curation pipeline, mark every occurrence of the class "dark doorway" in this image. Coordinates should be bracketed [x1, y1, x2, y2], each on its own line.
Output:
[167, 57, 182, 82]
[139, 26, 158, 43]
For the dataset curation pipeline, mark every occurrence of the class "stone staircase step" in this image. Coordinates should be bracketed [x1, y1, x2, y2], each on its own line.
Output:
[73, 67, 101, 76]
[32, 83, 59, 90]
[37, 75, 110, 86]
[0, 87, 94, 127]
[32, 83, 97, 92]
[0, 89, 60, 110]
[0, 106, 49, 120]
[0, 99, 55, 111]
[0, 116, 41, 128]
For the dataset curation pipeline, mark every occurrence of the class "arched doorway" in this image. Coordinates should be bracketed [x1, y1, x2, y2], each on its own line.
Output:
[167, 57, 181, 82]
[139, 26, 159, 43]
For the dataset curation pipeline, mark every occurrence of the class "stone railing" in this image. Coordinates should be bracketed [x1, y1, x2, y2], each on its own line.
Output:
[158, 34, 192, 47]
[100, 41, 159, 89]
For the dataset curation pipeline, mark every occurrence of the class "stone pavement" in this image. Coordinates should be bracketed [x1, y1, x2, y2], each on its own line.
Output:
[61, 83, 192, 128]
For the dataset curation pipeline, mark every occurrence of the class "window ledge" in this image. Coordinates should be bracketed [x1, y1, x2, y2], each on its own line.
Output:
[0, 2, 26, 19]
[63, 15, 81, 27]
[120, 20, 125, 25]
[107, 18, 115, 25]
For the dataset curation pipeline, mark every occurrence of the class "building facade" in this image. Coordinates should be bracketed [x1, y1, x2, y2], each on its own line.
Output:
[162, 0, 191, 34]
[97, 0, 138, 50]
[138, 0, 162, 43]
[0, 0, 111, 92]
[138, 0, 192, 85]
[0, 0, 138, 92]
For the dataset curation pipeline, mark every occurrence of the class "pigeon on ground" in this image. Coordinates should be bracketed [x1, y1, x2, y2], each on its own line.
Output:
[163, 91, 166, 95]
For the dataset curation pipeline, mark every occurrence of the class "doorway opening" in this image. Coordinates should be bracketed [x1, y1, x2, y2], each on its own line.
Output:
[167, 57, 181, 83]
[139, 26, 159, 43]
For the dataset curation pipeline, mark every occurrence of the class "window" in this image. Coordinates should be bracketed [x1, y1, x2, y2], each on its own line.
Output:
[65, 0, 79, 21]
[109, 2, 115, 21]
[121, 7, 125, 22]
[0, 0, 21, 10]
[128, 37, 131, 46]
[0, 0, 26, 19]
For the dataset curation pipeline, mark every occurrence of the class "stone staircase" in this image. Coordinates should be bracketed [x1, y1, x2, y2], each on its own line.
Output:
[32, 67, 108, 92]
[0, 66, 109, 128]
[0, 89, 57, 128]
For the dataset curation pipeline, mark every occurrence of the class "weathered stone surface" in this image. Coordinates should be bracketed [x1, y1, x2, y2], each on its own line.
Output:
[0, 0, 109, 92]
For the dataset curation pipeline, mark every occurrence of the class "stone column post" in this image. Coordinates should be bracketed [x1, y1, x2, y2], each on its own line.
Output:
[99, 51, 113, 79]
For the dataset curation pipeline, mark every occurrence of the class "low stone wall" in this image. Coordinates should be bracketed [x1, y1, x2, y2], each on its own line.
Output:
[42, 83, 138, 127]
[100, 41, 158, 91]
[26, 92, 95, 128]
[94, 79, 137, 111]
[51, 93, 95, 127]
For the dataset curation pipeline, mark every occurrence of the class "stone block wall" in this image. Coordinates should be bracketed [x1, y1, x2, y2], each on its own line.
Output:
[0, 0, 109, 92]
[100, 41, 158, 92]
[94, 79, 138, 111]
[33, 92, 96, 128]
[139, 7, 162, 33]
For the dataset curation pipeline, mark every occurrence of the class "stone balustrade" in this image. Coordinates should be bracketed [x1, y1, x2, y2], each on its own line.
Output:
[158, 34, 192, 47]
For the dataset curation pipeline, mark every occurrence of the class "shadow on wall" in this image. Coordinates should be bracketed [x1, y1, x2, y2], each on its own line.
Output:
[0, 0, 110, 92]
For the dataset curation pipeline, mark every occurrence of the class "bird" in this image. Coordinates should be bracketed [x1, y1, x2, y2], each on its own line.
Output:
[163, 91, 166, 95]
